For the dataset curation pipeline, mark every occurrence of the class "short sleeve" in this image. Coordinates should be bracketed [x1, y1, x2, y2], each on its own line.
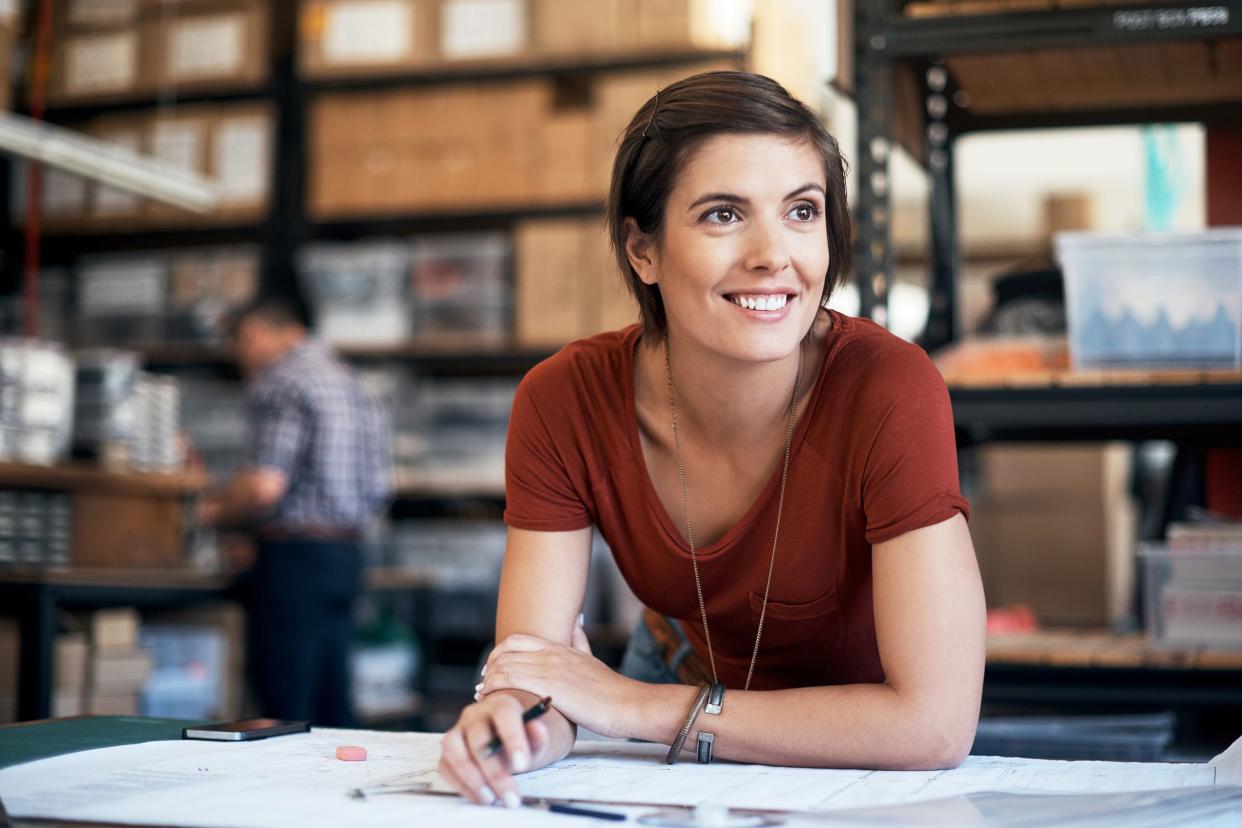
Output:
[503, 376, 593, 532]
[860, 349, 970, 545]
[247, 385, 307, 477]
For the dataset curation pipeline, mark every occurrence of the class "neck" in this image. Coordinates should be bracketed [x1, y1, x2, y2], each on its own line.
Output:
[649, 329, 806, 446]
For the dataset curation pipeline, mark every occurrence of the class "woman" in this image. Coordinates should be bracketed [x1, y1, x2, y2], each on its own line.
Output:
[439, 71, 985, 808]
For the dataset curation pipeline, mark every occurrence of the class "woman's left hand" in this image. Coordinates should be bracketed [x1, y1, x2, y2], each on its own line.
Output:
[478, 627, 644, 739]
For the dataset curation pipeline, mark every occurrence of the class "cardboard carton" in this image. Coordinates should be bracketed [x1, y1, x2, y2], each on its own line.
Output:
[148, 3, 268, 91]
[300, 0, 436, 77]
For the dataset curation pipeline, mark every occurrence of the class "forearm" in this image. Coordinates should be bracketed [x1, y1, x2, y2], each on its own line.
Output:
[625, 681, 977, 770]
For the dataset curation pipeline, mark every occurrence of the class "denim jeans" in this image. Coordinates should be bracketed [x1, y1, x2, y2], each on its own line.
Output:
[618, 614, 693, 686]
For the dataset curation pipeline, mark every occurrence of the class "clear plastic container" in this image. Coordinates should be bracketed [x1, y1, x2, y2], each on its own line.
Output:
[1139, 542, 1242, 649]
[1056, 229, 1242, 369]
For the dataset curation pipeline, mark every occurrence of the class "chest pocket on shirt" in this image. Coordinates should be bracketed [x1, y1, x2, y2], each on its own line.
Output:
[748, 587, 843, 655]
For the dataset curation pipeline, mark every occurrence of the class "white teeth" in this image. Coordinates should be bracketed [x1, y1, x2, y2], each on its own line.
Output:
[731, 294, 788, 311]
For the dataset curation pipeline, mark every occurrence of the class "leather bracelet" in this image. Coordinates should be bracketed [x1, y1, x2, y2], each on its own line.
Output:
[703, 683, 725, 716]
[696, 730, 715, 764]
[666, 685, 710, 765]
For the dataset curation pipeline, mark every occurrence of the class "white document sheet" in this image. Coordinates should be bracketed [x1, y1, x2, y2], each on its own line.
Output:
[0, 729, 1236, 827]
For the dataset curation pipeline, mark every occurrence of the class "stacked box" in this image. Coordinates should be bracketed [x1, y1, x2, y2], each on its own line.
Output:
[73, 350, 142, 465]
[409, 233, 511, 346]
[515, 216, 634, 346]
[394, 378, 515, 491]
[132, 374, 182, 472]
[299, 241, 412, 345]
[300, 0, 437, 76]
[0, 341, 76, 466]
[389, 520, 506, 588]
[82, 608, 151, 716]
[75, 255, 168, 347]
[1141, 523, 1242, 650]
[48, 0, 269, 104]
[0, 490, 72, 569]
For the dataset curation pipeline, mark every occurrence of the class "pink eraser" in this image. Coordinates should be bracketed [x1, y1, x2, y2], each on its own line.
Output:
[336, 745, 367, 761]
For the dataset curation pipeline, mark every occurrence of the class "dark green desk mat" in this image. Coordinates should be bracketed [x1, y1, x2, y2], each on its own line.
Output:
[0, 717, 211, 771]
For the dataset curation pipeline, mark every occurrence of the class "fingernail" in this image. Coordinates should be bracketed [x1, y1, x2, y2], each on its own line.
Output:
[511, 751, 529, 772]
[479, 786, 496, 805]
[480, 664, 487, 677]
[473, 692, 481, 702]
[503, 790, 521, 809]
[577, 612, 584, 627]
[475, 682, 484, 691]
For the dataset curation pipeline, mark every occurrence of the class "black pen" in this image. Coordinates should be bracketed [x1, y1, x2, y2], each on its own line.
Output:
[482, 696, 553, 758]
[541, 801, 627, 821]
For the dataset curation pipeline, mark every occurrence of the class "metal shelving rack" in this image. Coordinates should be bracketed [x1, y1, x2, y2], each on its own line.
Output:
[849, 1, 1242, 744]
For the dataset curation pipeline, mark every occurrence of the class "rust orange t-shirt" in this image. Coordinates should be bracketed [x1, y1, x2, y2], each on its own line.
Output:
[503, 310, 969, 691]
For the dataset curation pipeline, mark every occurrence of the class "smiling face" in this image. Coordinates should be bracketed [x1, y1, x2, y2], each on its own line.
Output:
[626, 133, 830, 365]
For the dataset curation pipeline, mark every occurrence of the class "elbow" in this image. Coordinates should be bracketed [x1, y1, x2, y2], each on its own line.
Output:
[896, 709, 978, 770]
[919, 720, 973, 769]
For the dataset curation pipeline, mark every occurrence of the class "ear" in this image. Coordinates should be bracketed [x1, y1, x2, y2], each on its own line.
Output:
[623, 217, 659, 287]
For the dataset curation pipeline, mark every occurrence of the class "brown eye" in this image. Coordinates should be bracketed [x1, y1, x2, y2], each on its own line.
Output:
[704, 206, 739, 224]
[788, 202, 819, 222]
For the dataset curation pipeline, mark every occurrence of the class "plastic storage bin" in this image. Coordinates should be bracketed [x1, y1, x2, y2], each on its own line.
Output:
[1056, 229, 1242, 369]
[1140, 542, 1242, 649]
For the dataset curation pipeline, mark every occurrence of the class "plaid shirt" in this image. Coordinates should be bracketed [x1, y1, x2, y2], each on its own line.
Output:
[247, 340, 392, 530]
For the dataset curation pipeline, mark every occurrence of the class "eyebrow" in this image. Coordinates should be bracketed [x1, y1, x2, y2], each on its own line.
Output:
[687, 183, 826, 210]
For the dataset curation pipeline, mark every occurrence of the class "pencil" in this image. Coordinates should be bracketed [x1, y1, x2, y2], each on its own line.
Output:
[481, 696, 552, 758]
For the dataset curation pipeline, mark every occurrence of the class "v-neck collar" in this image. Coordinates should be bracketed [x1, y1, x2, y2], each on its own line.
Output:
[621, 311, 840, 561]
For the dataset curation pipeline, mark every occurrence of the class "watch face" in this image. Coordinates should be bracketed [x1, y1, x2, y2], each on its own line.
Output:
[990, 299, 1066, 336]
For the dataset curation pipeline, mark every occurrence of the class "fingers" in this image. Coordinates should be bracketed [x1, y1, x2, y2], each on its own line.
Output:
[526, 717, 550, 758]
[438, 729, 497, 806]
[465, 710, 527, 808]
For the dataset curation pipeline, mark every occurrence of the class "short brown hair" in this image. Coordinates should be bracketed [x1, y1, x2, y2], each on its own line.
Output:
[606, 70, 851, 340]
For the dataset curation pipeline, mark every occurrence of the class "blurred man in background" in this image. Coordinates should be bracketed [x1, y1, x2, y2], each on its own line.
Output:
[201, 294, 391, 726]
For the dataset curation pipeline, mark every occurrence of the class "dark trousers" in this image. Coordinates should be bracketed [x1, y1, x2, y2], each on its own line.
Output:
[247, 537, 362, 727]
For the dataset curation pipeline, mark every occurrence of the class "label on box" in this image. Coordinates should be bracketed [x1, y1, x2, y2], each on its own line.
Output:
[151, 120, 205, 174]
[323, 1, 413, 64]
[65, 0, 139, 28]
[65, 32, 138, 95]
[168, 15, 245, 81]
[214, 117, 270, 205]
[93, 130, 143, 217]
[441, 0, 526, 59]
[41, 169, 89, 217]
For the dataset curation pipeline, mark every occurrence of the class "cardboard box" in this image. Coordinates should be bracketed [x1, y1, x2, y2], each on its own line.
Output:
[300, 0, 436, 77]
[148, 3, 268, 91]
[91, 608, 141, 650]
[970, 443, 1138, 628]
[87, 692, 140, 716]
[52, 689, 85, 718]
[634, 0, 752, 51]
[55, 632, 90, 691]
[978, 443, 1130, 504]
[88, 117, 148, 225]
[167, 247, 260, 343]
[210, 103, 274, 218]
[58, 0, 142, 29]
[145, 108, 212, 222]
[515, 216, 633, 346]
[50, 28, 146, 103]
[532, 0, 627, 55]
[515, 218, 590, 346]
[439, 0, 529, 61]
[91, 647, 153, 691]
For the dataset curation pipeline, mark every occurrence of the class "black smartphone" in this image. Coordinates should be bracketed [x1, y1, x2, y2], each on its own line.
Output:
[182, 718, 310, 741]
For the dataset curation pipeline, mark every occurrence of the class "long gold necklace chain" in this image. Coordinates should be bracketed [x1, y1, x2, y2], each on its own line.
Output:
[664, 340, 803, 691]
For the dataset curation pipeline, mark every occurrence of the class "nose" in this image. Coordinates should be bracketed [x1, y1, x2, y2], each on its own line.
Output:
[742, 216, 791, 274]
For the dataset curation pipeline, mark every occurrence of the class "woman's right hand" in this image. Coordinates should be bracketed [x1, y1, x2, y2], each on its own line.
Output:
[437, 692, 550, 808]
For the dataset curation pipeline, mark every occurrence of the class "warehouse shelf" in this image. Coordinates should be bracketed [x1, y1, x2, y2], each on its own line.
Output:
[140, 342, 556, 375]
[308, 202, 606, 239]
[29, 86, 279, 123]
[949, 377, 1242, 444]
[0, 462, 209, 496]
[302, 47, 745, 92]
[851, 0, 1242, 345]
[7, 223, 268, 262]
